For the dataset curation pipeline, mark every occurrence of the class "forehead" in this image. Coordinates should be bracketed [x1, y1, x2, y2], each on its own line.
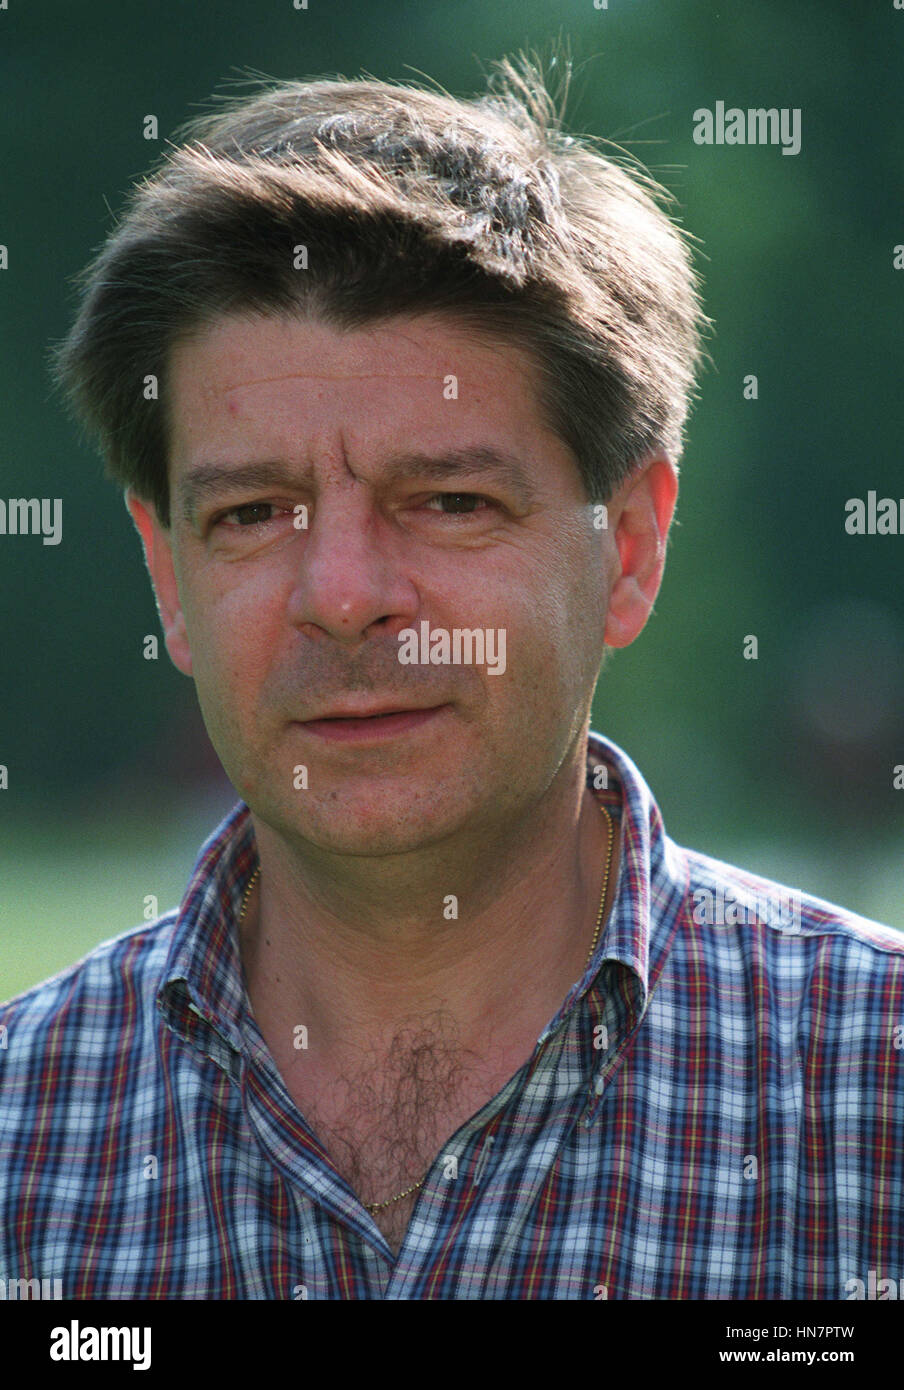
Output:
[166, 310, 555, 463]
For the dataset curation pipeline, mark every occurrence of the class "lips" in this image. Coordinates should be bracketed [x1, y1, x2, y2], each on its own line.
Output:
[297, 704, 449, 742]
[303, 703, 438, 721]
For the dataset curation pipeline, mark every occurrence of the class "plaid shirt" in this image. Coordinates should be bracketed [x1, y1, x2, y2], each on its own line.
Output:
[1, 729, 903, 1300]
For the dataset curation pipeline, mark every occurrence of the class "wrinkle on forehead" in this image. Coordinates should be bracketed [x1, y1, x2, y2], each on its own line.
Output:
[217, 369, 442, 395]
[178, 313, 539, 405]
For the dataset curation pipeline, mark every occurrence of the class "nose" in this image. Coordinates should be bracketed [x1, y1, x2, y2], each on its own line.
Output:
[285, 485, 419, 644]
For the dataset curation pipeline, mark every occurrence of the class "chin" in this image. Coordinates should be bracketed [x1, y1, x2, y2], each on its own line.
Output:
[253, 785, 452, 853]
[290, 815, 450, 858]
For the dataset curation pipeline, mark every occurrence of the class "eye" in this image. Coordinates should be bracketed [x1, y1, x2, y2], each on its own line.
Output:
[218, 502, 278, 527]
[421, 493, 491, 515]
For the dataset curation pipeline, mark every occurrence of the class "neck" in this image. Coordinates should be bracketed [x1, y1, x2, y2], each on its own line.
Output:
[239, 757, 617, 1070]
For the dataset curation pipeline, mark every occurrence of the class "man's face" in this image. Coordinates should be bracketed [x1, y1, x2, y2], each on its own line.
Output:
[133, 311, 620, 856]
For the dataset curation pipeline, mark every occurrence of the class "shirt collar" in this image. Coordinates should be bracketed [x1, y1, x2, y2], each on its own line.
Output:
[158, 729, 686, 1056]
[157, 802, 257, 1059]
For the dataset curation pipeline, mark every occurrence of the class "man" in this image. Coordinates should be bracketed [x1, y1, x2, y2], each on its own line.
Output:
[1, 54, 901, 1300]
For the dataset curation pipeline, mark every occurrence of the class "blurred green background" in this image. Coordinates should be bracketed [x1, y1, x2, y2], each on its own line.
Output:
[2, 0, 903, 1000]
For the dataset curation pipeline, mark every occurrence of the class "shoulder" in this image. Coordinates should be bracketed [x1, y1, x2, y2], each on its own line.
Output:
[0, 913, 178, 1071]
[680, 843, 904, 957]
[673, 844, 904, 1043]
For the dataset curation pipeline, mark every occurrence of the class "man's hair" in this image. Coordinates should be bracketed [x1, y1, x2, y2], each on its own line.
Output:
[52, 51, 709, 529]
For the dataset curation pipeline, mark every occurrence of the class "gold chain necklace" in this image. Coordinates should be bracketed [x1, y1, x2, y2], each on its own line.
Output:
[237, 798, 614, 1217]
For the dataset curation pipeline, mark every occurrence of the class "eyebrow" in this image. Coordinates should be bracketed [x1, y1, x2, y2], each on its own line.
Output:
[177, 446, 538, 524]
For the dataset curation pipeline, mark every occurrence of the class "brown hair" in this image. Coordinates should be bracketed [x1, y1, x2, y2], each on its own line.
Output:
[51, 51, 710, 528]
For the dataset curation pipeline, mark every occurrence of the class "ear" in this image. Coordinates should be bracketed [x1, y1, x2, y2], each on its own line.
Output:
[125, 489, 193, 676]
[603, 456, 678, 648]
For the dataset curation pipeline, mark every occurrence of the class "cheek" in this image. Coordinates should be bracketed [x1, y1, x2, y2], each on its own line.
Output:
[526, 535, 593, 626]
[521, 541, 607, 685]
[180, 585, 264, 709]
[487, 584, 579, 715]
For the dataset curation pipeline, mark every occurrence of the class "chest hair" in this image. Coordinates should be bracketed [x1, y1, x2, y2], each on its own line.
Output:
[295, 1011, 504, 1252]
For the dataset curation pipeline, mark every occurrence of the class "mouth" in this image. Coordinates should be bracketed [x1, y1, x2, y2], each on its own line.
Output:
[297, 704, 450, 743]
